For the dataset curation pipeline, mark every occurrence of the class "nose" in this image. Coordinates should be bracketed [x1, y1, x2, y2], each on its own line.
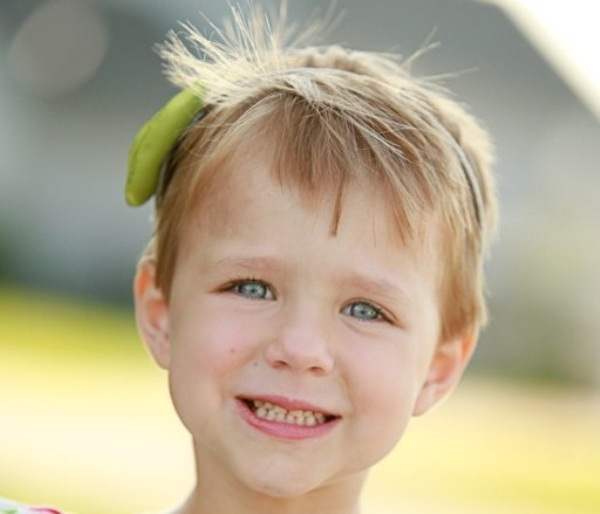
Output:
[263, 302, 335, 376]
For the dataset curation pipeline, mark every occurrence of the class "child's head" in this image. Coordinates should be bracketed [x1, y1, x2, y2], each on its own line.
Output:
[132, 3, 498, 508]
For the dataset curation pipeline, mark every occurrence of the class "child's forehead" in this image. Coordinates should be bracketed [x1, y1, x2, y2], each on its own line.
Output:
[192, 143, 368, 233]
[183, 141, 442, 270]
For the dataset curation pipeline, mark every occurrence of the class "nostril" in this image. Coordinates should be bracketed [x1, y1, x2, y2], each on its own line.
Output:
[309, 366, 328, 376]
[264, 332, 334, 375]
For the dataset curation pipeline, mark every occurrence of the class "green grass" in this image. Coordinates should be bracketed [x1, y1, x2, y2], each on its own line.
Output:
[1, 285, 599, 514]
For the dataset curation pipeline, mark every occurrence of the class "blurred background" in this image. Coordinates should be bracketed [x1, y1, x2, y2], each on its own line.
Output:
[1, 1, 598, 513]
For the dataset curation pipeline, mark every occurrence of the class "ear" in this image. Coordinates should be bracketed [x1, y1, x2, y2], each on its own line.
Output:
[412, 328, 478, 417]
[133, 258, 171, 369]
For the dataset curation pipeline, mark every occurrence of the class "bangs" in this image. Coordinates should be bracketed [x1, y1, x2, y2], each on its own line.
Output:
[179, 88, 456, 251]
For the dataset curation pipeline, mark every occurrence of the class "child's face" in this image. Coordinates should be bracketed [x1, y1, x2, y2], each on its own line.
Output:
[136, 148, 469, 498]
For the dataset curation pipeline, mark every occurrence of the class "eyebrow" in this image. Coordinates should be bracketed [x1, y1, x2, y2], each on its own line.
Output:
[342, 271, 410, 304]
[213, 255, 410, 303]
[214, 255, 285, 272]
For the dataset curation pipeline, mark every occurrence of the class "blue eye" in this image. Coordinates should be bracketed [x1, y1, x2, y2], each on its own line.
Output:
[342, 301, 387, 322]
[224, 280, 388, 322]
[228, 278, 275, 300]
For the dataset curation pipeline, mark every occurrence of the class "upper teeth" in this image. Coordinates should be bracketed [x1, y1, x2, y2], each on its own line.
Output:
[252, 400, 327, 425]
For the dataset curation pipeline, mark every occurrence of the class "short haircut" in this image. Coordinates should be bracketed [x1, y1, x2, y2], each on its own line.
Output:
[141, 3, 499, 345]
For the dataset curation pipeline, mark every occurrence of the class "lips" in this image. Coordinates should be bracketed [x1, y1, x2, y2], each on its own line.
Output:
[235, 395, 342, 441]
[236, 394, 342, 419]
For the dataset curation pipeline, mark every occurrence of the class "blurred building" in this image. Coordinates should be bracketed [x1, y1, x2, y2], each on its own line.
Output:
[1, 0, 599, 385]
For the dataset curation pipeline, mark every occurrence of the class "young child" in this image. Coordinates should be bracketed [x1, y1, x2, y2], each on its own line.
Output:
[134, 1, 497, 514]
[3, 2, 498, 513]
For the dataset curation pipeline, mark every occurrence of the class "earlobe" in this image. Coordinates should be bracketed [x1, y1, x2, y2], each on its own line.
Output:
[133, 258, 171, 369]
[412, 329, 478, 417]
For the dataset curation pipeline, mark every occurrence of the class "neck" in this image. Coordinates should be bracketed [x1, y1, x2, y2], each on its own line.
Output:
[174, 440, 367, 514]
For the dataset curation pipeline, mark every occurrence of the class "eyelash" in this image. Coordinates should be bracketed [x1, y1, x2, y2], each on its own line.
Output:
[224, 276, 275, 300]
[222, 276, 392, 324]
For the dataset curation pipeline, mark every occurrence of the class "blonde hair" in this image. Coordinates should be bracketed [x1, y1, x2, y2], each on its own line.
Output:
[142, 2, 499, 344]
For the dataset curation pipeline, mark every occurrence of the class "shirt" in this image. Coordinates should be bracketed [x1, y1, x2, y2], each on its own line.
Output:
[0, 497, 66, 514]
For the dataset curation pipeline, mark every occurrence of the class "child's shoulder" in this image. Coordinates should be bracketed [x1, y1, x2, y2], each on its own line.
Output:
[0, 497, 67, 514]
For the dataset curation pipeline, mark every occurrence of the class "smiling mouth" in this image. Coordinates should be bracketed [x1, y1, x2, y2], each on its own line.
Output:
[238, 397, 340, 426]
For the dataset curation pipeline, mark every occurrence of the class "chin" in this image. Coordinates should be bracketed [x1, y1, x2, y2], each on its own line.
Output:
[254, 482, 307, 498]
[248, 476, 317, 498]
[237, 457, 328, 498]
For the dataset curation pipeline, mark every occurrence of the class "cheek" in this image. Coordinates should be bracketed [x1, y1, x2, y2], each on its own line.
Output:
[167, 303, 263, 431]
[354, 352, 419, 418]
[172, 308, 261, 375]
[344, 341, 421, 464]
